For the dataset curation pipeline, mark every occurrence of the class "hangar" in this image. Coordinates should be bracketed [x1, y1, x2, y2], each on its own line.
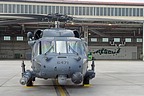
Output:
[0, 0, 143, 60]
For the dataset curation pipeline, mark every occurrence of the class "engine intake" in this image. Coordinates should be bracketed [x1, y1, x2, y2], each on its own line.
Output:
[34, 29, 43, 40]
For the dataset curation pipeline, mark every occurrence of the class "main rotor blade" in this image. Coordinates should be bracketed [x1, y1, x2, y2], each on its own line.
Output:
[0, 18, 39, 25]
[0, 13, 143, 26]
[73, 17, 144, 23]
[0, 14, 46, 19]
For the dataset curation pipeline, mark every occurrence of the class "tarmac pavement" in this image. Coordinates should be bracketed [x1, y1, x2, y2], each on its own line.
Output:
[0, 60, 144, 96]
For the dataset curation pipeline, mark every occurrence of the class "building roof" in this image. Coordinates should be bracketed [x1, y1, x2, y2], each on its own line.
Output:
[0, 0, 144, 6]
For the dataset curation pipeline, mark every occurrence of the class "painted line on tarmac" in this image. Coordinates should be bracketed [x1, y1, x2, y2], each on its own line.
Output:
[24, 86, 35, 88]
[83, 84, 91, 87]
[53, 80, 70, 96]
[60, 86, 70, 96]
[0, 74, 18, 87]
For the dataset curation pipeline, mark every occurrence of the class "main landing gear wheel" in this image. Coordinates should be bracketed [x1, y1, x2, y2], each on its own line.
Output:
[26, 79, 33, 86]
[83, 77, 89, 85]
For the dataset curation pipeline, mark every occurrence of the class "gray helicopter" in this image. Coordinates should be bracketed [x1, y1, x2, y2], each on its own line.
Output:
[19, 14, 95, 86]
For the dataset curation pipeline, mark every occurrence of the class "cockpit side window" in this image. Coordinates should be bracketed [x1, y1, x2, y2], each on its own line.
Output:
[32, 42, 40, 57]
[32, 40, 55, 56]
[67, 41, 85, 55]
[82, 43, 87, 56]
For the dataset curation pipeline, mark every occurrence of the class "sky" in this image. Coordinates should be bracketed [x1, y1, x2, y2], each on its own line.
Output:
[78, 0, 144, 3]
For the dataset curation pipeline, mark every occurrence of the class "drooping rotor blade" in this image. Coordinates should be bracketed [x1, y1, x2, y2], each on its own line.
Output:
[0, 18, 39, 25]
[73, 17, 144, 23]
[0, 14, 46, 25]
[0, 14, 46, 19]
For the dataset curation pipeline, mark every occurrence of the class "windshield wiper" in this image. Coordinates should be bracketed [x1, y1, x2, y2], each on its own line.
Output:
[44, 45, 54, 55]
[68, 45, 79, 55]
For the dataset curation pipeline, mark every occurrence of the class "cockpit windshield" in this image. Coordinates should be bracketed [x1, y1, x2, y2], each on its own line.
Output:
[67, 41, 83, 55]
[35, 40, 85, 55]
[55, 41, 84, 54]
[41, 41, 55, 54]
[56, 41, 67, 53]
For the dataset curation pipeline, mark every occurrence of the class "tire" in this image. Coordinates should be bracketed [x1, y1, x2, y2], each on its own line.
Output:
[26, 79, 33, 86]
[83, 77, 89, 85]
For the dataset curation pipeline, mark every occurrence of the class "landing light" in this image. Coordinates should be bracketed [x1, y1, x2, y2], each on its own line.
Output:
[108, 24, 112, 26]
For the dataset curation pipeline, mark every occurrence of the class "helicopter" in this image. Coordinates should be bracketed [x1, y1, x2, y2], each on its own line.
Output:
[19, 13, 96, 86]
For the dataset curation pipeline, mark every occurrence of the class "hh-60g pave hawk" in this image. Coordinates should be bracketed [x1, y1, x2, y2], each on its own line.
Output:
[19, 13, 96, 86]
